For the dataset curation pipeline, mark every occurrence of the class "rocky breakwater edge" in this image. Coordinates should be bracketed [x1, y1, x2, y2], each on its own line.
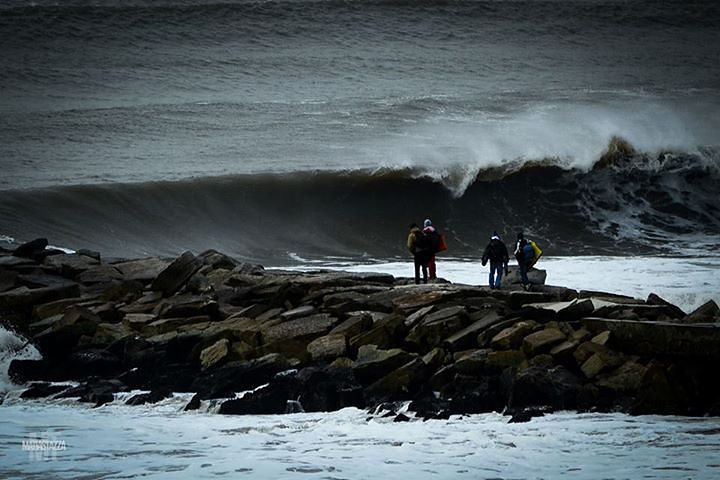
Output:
[2, 238, 720, 422]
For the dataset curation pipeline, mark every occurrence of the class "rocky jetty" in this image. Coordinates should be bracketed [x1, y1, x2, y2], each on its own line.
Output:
[2, 239, 720, 420]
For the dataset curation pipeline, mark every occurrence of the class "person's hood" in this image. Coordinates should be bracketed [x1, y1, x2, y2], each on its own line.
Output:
[491, 235, 500, 241]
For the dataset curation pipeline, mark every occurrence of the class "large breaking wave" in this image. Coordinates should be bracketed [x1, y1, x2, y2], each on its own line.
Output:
[1, 139, 718, 263]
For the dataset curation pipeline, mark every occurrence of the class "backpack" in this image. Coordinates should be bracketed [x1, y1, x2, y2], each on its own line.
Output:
[522, 243, 534, 262]
[415, 231, 432, 252]
[528, 240, 543, 267]
[488, 240, 506, 262]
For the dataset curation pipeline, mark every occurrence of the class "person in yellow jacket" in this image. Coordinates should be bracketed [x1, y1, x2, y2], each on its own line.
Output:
[514, 232, 543, 289]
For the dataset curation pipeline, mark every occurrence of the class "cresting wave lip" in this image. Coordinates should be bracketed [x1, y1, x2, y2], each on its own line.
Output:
[0, 143, 718, 263]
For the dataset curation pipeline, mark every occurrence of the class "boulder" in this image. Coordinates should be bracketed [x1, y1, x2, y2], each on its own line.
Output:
[200, 338, 230, 369]
[421, 347, 446, 369]
[549, 340, 579, 364]
[491, 320, 536, 351]
[91, 322, 132, 345]
[123, 313, 157, 331]
[408, 393, 452, 420]
[0, 255, 36, 269]
[454, 349, 491, 376]
[486, 349, 526, 370]
[428, 364, 456, 390]
[76, 249, 101, 261]
[352, 345, 416, 384]
[591, 330, 611, 346]
[155, 294, 220, 319]
[44, 253, 100, 277]
[190, 353, 292, 399]
[295, 366, 365, 412]
[579, 290, 639, 304]
[503, 266, 547, 286]
[510, 365, 582, 410]
[0, 283, 81, 309]
[573, 340, 607, 365]
[448, 374, 507, 414]
[522, 328, 566, 356]
[633, 363, 687, 415]
[197, 249, 239, 270]
[262, 313, 337, 345]
[508, 292, 553, 310]
[595, 361, 648, 393]
[32, 297, 83, 320]
[443, 311, 503, 352]
[9, 359, 54, 383]
[592, 303, 679, 322]
[405, 306, 469, 352]
[329, 314, 373, 338]
[348, 314, 407, 352]
[392, 289, 449, 311]
[125, 389, 172, 406]
[524, 299, 592, 320]
[364, 358, 429, 404]
[557, 299, 594, 321]
[681, 300, 719, 324]
[151, 251, 203, 296]
[581, 317, 720, 357]
[141, 315, 211, 337]
[33, 307, 100, 358]
[118, 291, 163, 315]
[403, 305, 435, 329]
[47, 348, 123, 380]
[0, 269, 17, 292]
[307, 334, 347, 361]
[12, 238, 48, 259]
[113, 257, 170, 283]
[218, 375, 296, 415]
[65, 379, 126, 408]
[580, 352, 622, 379]
[21, 382, 71, 399]
[646, 293, 686, 320]
[76, 265, 124, 284]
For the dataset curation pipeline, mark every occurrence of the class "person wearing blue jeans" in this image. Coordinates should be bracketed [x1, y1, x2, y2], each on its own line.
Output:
[482, 232, 509, 289]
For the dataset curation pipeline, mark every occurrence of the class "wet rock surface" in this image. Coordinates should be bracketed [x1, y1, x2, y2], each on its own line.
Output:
[2, 240, 720, 420]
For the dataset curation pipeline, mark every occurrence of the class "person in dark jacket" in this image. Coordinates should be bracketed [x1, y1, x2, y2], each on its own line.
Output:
[482, 231, 509, 289]
[407, 223, 431, 284]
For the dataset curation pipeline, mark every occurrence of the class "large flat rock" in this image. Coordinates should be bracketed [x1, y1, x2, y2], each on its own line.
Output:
[582, 317, 720, 357]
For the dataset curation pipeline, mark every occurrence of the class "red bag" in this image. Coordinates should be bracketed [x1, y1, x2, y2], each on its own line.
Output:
[437, 234, 448, 252]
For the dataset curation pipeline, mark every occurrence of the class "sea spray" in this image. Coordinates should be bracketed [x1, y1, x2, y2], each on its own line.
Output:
[0, 326, 41, 394]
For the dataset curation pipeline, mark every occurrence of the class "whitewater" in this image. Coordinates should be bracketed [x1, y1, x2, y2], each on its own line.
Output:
[1, 400, 720, 480]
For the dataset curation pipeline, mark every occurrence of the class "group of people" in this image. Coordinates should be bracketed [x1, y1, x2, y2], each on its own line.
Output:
[481, 231, 542, 290]
[406, 219, 445, 284]
[407, 221, 541, 289]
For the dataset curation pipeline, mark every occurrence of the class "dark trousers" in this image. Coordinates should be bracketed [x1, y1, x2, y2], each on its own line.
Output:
[414, 254, 429, 284]
[519, 260, 531, 285]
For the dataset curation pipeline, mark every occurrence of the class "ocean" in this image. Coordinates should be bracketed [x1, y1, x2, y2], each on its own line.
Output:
[1, 0, 720, 478]
[1, 0, 719, 262]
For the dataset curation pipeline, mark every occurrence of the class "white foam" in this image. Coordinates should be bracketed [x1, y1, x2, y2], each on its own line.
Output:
[381, 99, 720, 196]
[0, 326, 42, 394]
[1, 403, 719, 479]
